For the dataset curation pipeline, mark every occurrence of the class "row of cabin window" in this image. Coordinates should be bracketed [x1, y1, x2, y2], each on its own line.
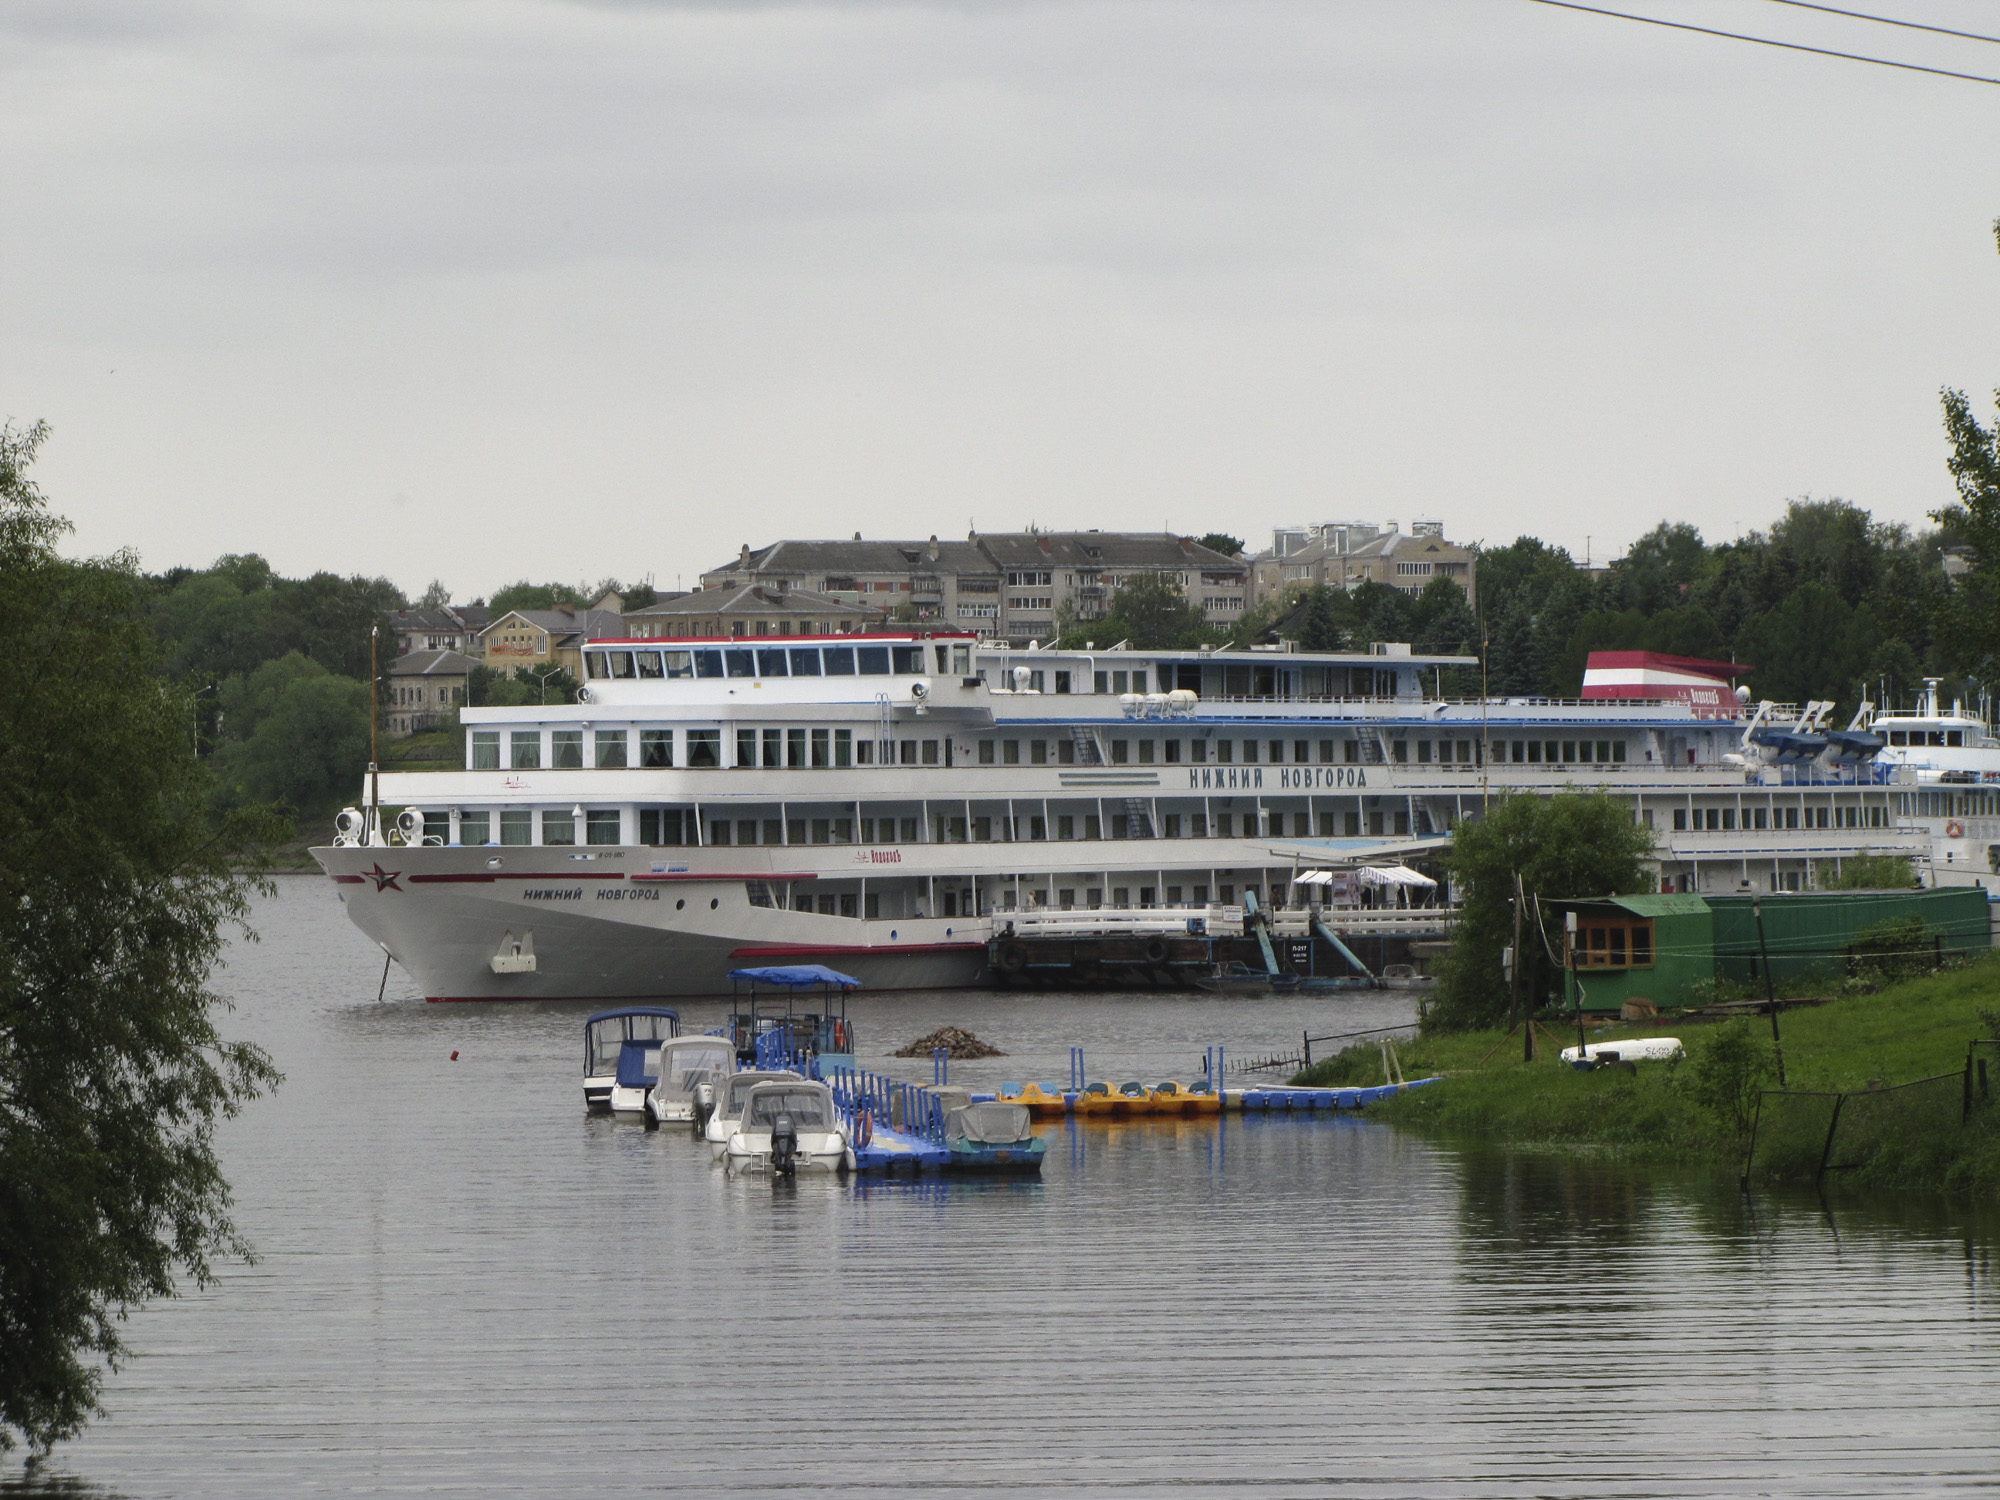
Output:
[654, 807, 1409, 847]
[1670, 804, 1886, 831]
[1500, 739, 1627, 764]
[471, 728, 957, 771]
[975, 737, 1485, 766]
[585, 643, 962, 681]
[1886, 729, 1966, 747]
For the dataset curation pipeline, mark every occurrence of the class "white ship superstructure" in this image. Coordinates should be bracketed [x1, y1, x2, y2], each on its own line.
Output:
[314, 633, 1952, 1001]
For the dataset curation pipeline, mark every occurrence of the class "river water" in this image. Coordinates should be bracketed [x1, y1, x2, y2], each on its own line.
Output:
[8, 878, 2000, 1497]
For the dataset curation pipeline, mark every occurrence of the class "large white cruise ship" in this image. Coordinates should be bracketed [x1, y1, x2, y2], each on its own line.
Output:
[313, 633, 1955, 1001]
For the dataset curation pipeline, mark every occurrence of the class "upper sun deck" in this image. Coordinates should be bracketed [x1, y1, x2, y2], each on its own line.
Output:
[448, 631, 1739, 734]
[553, 631, 1475, 708]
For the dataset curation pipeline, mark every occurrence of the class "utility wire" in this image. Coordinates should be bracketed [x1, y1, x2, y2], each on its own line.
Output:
[1527, 0, 2000, 86]
[1759, 0, 2000, 48]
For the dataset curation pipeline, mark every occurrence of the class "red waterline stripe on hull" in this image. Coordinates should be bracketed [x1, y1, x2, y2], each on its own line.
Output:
[728, 942, 986, 958]
[630, 872, 819, 883]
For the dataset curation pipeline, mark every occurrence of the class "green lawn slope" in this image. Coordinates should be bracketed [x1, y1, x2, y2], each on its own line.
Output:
[1294, 957, 2000, 1195]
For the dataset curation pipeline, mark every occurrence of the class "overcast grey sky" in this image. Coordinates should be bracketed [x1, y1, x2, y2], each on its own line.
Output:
[4, 0, 1998, 599]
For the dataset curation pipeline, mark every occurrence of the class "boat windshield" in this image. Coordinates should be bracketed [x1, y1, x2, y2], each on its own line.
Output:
[744, 1089, 832, 1131]
[721, 1071, 798, 1120]
[659, 1042, 734, 1100]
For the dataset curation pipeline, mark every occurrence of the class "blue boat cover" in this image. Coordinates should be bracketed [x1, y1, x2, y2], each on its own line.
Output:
[615, 1039, 662, 1088]
[728, 964, 862, 990]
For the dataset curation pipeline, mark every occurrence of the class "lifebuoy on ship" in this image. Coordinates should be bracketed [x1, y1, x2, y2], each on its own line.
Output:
[996, 940, 1029, 976]
[1947, 819, 1965, 838]
[1142, 936, 1170, 964]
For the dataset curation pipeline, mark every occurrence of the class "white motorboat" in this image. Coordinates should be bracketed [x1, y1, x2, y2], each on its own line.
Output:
[583, 1006, 681, 1113]
[723, 1079, 848, 1174]
[645, 1035, 737, 1127]
[1378, 963, 1437, 992]
[703, 1068, 804, 1160]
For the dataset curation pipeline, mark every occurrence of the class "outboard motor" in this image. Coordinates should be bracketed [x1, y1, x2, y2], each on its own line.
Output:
[690, 1081, 716, 1138]
[770, 1113, 799, 1176]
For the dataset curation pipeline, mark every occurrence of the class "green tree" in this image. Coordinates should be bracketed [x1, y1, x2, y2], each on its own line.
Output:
[1428, 790, 1656, 1033]
[1194, 532, 1244, 558]
[1065, 573, 1209, 649]
[488, 580, 584, 615]
[0, 423, 281, 1453]
[1817, 851, 1916, 890]
[1936, 379, 2000, 680]
[208, 654, 371, 812]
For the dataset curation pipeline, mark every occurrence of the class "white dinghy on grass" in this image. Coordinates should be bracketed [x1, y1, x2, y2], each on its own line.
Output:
[1560, 1037, 1684, 1067]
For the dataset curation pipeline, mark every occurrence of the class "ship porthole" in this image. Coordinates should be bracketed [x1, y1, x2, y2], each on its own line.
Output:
[710, 897, 719, 909]
[676, 898, 685, 910]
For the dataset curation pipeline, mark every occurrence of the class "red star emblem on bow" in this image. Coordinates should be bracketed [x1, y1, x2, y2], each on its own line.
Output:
[366, 863, 402, 892]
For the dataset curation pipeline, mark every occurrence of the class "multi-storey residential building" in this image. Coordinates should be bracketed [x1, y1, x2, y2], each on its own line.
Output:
[701, 532, 1250, 646]
[621, 584, 886, 639]
[390, 605, 490, 658]
[1250, 520, 1476, 610]
[385, 649, 475, 738]
[477, 605, 626, 679]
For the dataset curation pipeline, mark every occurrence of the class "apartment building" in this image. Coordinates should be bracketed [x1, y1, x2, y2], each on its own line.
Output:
[701, 531, 1250, 646]
[621, 583, 886, 639]
[1250, 520, 1476, 610]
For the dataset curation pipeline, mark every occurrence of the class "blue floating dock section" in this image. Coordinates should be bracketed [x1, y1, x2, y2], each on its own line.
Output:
[827, 1068, 956, 1175]
[1228, 1076, 1439, 1112]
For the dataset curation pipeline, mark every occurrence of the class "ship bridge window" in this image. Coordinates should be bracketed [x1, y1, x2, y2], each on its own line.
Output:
[757, 648, 789, 677]
[892, 645, 925, 673]
[790, 648, 822, 676]
[636, 651, 664, 679]
[1949, 730, 1965, 746]
[857, 646, 890, 675]
[607, 652, 636, 680]
[663, 651, 695, 679]
[510, 730, 540, 770]
[824, 647, 855, 675]
[595, 730, 627, 768]
[472, 731, 499, 770]
[585, 653, 607, 679]
[724, 649, 755, 678]
[552, 730, 583, 769]
[693, 650, 725, 679]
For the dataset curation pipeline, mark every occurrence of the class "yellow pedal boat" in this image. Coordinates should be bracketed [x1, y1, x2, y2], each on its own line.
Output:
[1015, 1081, 1072, 1119]
[1148, 1080, 1221, 1117]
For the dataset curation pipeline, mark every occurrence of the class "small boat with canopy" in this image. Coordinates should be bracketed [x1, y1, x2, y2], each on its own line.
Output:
[725, 965, 860, 1071]
[645, 1034, 738, 1127]
[583, 1006, 681, 1113]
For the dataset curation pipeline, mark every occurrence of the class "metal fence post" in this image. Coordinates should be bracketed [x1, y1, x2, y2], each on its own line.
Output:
[1740, 1090, 1768, 1193]
[1816, 1092, 1847, 1187]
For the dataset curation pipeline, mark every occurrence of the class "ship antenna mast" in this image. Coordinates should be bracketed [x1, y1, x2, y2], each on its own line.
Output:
[368, 623, 381, 845]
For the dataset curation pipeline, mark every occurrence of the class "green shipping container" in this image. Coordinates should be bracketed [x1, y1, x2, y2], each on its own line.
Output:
[1551, 887, 1993, 1012]
[1707, 887, 1991, 988]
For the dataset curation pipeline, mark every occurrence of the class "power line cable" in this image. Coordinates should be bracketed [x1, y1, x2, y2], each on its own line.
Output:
[1526, 0, 2000, 86]
[1758, 0, 2000, 48]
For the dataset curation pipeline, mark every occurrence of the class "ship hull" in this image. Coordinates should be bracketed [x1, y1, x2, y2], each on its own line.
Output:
[312, 845, 991, 1001]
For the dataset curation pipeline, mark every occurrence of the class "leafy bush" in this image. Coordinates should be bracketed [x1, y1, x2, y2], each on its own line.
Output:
[1678, 1019, 1776, 1135]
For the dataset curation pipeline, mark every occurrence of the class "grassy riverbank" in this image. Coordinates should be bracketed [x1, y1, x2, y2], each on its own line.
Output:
[1293, 958, 2000, 1194]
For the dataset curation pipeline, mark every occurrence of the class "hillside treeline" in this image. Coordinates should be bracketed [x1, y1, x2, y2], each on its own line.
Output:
[1232, 498, 1972, 717]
